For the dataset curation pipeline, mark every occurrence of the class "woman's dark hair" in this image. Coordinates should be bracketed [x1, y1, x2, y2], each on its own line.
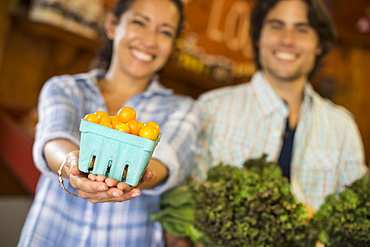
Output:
[250, 0, 336, 80]
[95, 0, 185, 70]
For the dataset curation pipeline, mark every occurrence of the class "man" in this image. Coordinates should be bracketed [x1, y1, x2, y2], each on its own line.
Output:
[194, 0, 368, 211]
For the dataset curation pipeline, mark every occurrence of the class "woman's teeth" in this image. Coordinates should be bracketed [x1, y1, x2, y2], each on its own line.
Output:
[131, 49, 153, 62]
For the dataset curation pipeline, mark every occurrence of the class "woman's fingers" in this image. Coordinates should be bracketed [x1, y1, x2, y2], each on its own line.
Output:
[70, 173, 108, 192]
[79, 186, 141, 203]
[63, 149, 142, 203]
[64, 150, 80, 176]
[142, 168, 156, 183]
[69, 172, 140, 202]
[87, 188, 141, 203]
[87, 174, 108, 183]
[105, 177, 121, 187]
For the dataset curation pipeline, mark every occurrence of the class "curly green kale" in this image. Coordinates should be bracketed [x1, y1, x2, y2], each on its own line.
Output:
[312, 175, 370, 247]
[189, 155, 314, 247]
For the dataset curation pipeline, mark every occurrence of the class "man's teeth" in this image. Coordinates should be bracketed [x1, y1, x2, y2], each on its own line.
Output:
[276, 52, 295, 60]
[132, 49, 153, 62]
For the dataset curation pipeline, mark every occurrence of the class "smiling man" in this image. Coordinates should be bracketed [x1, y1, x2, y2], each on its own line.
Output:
[194, 0, 368, 212]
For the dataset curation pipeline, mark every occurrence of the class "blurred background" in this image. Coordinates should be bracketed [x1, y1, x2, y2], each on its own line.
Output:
[0, 0, 369, 246]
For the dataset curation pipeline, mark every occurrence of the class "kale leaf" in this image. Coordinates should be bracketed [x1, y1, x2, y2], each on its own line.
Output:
[188, 155, 314, 247]
[312, 175, 370, 246]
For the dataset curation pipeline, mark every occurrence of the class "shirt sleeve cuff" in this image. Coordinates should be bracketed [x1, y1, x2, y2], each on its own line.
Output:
[142, 141, 181, 196]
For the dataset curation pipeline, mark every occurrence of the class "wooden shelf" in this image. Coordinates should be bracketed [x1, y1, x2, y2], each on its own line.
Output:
[160, 60, 249, 98]
[10, 15, 102, 50]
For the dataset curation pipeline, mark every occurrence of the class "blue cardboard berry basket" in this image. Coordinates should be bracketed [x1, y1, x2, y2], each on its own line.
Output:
[78, 119, 161, 186]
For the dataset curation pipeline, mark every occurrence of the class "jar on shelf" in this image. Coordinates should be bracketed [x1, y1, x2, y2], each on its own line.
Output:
[28, 0, 67, 28]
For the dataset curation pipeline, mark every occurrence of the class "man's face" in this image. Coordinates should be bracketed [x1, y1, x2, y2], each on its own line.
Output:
[258, 0, 322, 84]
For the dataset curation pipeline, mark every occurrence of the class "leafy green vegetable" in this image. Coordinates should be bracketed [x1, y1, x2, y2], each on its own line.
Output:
[151, 154, 369, 247]
[150, 185, 203, 242]
[312, 175, 370, 246]
[189, 155, 313, 247]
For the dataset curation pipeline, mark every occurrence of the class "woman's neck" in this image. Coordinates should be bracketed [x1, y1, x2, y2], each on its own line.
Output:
[99, 70, 151, 115]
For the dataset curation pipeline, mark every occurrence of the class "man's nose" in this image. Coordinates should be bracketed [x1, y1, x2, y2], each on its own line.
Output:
[281, 29, 296, 46]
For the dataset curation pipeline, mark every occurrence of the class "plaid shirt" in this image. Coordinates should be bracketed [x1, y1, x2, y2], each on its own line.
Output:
[194, 71, 367, 211]
[18, 69, 200, 247]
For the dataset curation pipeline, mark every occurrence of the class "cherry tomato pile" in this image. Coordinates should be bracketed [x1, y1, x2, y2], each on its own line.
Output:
[83, 107, 160, 141]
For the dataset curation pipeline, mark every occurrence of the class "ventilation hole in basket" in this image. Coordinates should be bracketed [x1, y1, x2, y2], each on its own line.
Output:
[122, 164, 129, 181]
[88, 156, 96, 172]
[105, 160, 113, 176]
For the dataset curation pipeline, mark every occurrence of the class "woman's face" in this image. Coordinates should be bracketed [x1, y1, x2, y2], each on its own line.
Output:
[108, 0, 179, 80]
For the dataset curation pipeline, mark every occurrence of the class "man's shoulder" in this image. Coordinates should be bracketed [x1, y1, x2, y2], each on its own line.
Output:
[314, 94, 355, 122]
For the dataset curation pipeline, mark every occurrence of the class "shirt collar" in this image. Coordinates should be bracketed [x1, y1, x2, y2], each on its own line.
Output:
[86, 69, 173, 97]
[251, 71, 314, 117]
[302, 81, 315, 105]
[142, 75, 173, 97]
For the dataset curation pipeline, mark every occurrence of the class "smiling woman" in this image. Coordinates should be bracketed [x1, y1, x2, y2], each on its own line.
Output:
[102, 0, 181, 91]
[17, 0, 201, 246]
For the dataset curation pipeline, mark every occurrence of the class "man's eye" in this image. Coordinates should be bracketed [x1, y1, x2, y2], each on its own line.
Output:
[297, 27, 308, 33]
[271, 24, 282, 30]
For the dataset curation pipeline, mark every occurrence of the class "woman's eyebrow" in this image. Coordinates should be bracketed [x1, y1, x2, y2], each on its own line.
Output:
[133, 12, 177, 31]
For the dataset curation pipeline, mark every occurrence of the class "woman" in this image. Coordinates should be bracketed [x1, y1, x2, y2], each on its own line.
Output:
[18, 0, 200, 246]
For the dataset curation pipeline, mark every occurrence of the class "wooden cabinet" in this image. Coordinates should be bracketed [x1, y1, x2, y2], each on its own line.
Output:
[0, 0, 102, 194]
[0, 0, 368, 195]
[0, 16, 102, 109]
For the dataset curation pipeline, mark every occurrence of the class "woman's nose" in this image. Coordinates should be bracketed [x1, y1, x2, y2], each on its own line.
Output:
[142, 30, 158, 48]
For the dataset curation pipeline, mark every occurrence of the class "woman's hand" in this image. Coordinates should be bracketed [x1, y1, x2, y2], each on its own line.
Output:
[63, 151, 141, 203]
[87, 167, 157, 197]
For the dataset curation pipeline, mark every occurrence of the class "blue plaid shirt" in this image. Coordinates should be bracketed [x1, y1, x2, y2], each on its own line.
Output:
[194, 71, 368, 211]
[18, 69, 200, 247]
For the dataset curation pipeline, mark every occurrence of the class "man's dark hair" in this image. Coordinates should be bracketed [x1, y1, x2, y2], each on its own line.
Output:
[95, 0, 185, 71]
[250, 0, 336, 80]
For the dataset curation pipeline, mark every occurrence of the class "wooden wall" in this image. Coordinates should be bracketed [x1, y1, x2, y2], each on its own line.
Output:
[0, 0, 369, 194]
[316, 44, 370, 165]
[0, 17, 101, 109]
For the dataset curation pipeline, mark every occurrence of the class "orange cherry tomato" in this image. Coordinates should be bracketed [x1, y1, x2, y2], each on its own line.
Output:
[95, 110, 109, 119]
[83, 113, 99, 123]
[139, 125, 158, 141]
[112, 121, 121, 129]
[98, 114, 112, 124]
[98, 121, 112, 128]
[144, 121, 160, 132]
[126, 120, 142, 136]
[117, 107, 136, 123]
[114, 122, 130, 133]
[110, 116, 120, 123]
[83, 108, 159, 140]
